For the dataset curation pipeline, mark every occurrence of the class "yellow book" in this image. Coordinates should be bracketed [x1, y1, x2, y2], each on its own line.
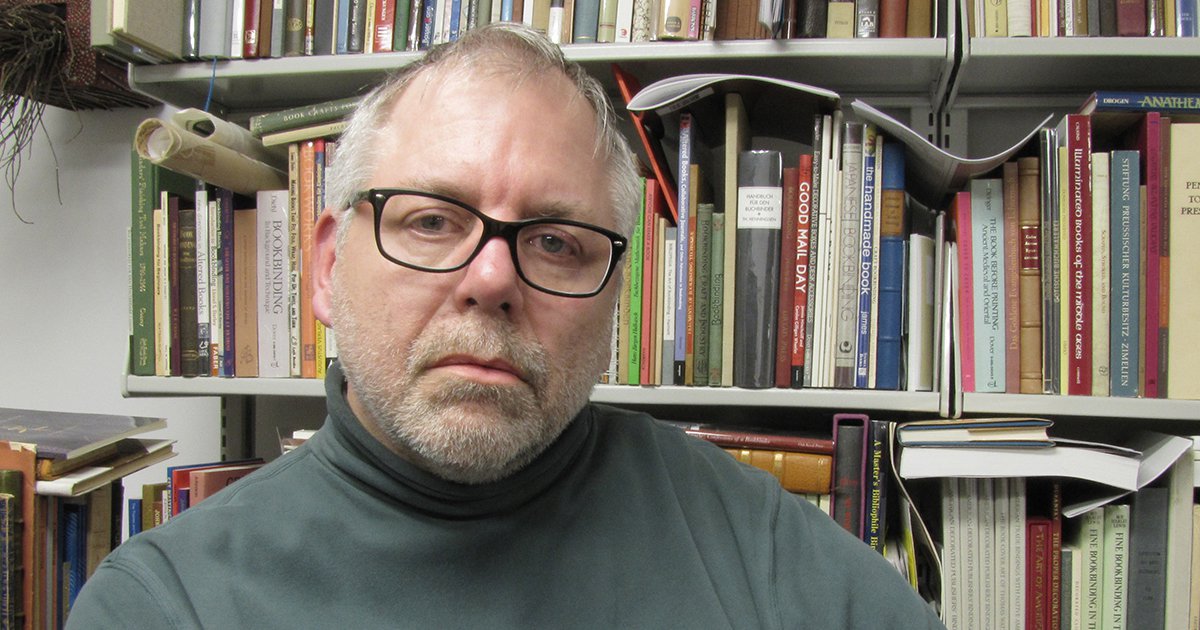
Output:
[1167, 123, 1200, 399]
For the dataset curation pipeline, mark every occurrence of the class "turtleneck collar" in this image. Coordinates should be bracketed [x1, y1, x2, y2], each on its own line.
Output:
[307, 361, 595, 519]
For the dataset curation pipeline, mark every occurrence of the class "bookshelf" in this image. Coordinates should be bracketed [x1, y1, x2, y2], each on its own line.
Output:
[122, 22, 1200, 432]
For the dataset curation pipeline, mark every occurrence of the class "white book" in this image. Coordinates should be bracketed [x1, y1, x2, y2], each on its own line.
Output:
[1006, 0, 1032, 36]
[867, 131, 884, 389]
[208, 198, 223, 376]
[906, 230, 935, 391]
[614, 0, 635, 41]
[969, 178, 1005, 393]
[1091, 152, 1110, 396]
[1164, 453, 1195, 630]
[1007, 478, 1027, 630]
[960, 478, 981, 630]
[256, 189, 291, 378]
[1102, 503, 1129, 630]
[1079, 506, 1105, 630]
[993, 478, 1011, 630]
[834, 122, 864, 389]
[198, 0, 232, 57]
[941, 477, 963, 630]
[661, 227, 677, 386]
[153, 205, 170, 376]
[977, 478, 996, 630]
[229, 0, 246, 58]
[194, 186, 211, 378]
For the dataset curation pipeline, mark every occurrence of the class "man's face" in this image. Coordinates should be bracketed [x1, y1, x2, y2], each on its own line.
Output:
[313, 68, 621, 484]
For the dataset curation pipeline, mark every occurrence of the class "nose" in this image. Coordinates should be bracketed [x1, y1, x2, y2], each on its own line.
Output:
[453, 235, 523, 314]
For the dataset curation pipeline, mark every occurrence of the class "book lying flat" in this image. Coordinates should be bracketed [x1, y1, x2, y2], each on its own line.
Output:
[897, 431, 1191, 493]
[0, 407, 166, 473]
[35, 439, 176, 497]
[896, 417, 1054, 448]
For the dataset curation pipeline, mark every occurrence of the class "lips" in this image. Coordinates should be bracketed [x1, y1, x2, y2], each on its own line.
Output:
[427, 354, 529, 386]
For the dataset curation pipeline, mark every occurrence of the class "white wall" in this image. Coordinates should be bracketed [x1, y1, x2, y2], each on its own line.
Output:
[0, 104, 221, 536]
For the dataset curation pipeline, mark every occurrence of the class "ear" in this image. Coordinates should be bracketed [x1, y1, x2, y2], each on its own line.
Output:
[312, 207, 339, 327]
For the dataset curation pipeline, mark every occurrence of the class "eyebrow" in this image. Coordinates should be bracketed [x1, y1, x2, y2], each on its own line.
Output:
[393, 178, 596, 223]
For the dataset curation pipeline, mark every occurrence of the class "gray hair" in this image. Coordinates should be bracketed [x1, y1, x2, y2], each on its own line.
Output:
[326, 23, 641, 240]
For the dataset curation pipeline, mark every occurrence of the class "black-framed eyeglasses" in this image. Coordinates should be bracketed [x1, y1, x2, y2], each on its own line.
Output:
[353, 189, 628, 298]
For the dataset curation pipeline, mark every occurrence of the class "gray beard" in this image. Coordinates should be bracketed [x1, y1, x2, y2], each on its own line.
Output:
[331, 272, 610, 484]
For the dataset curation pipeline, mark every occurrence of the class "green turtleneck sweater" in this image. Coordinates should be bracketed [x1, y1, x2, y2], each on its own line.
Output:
[67, 363, 944, 629]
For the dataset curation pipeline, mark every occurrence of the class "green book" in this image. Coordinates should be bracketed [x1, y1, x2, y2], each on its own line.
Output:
[627, 181, 646, 385]
[1102, 503, 1129, 630]
[693, 203, 713, 386]
[708, 212, 725, 386]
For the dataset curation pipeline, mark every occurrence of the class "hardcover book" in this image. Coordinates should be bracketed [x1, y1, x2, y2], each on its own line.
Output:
[0, 407, 166, 468]
[1109, 150, 1140, 397]
[733, 150, 783, 389]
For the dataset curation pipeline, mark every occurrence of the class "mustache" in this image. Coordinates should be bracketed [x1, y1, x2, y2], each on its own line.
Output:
[405, 318, 550, 392]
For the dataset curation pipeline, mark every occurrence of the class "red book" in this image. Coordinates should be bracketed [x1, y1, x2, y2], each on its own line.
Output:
[1063, 114, 1093, 396]
[665, 421, 835, 454]
[640, 180, 661, 385]
[953, 190, 976, 393]
[1026, 517, 1053, 630]
[1116, 0, 1147, 34]
[775, 167, 799, 388]
[1136, 112, 1164, 398]
[611, 65, 679, 223]
[374, 0, 397, 52]
[243, 0, 262, 59]
[790, 153, 814, 388]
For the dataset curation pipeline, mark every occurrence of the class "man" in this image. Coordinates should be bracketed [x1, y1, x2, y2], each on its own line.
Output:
[70, 23, 944, 629]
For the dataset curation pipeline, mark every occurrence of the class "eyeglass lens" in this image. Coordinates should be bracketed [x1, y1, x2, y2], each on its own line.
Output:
[376, 192, 616, 295]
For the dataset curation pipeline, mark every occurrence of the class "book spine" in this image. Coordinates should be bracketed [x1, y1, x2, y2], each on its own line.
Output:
[1039, 128, 1061, 394]
[300, 141, 319, 379]
[971, 178, 1005, 393]
[640, 180, 660, 386]
[694, 203, 713, 386]
[802, 115, 827, 387]
[194, 185, 211, 378]
[854, 127, 877, 389]
[876, 142, 904, 391]
[733, 150, 784, 389]
[627, 182, 645, 385]
[256, 190, 290, 377]
[249, 97, 359, 137]
[374, 0, 396, 50]
[722, 448, 832, 493]
[208, 195, 222, 375]
[673, 113, 693, 385]
[130, 154, 155, 376]
[831, 414, 867, 540]
[864, 419, 888, 552]
[220, 189, 237, 377]
[1166, 121, 1200, 399]
[661, 228, 677, 386]
[1017, 156, 1043, 394]
[708, 212, 725, 386]
[1064, 114, 1093, 396]
[776, 167, 800, 389]
[1002, 161, 1021, 393]
[1125, 487, 1169, 629]
[684, 169, 699, 384]
[178, 203, 201, 377]
[1091, 152, 1111, 397]
[1028, 517, 1053, 630]
[283, 0, 306, 56]
[1102, 503, 1129, 630]
[834, 122, 864, 389]
[791, 153, 813, 388]
[955, 190, 977, 393]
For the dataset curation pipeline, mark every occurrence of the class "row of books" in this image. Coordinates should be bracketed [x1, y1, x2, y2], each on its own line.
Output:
[896, 418, 1198, 630]
[94, 0, 937, 67]
[129, 118, 337, 379]
[0, 407, 177, 629]
[129, 458, 265, 536]
[953, 98, 1200, 400]
[964, 0, 1199, 37]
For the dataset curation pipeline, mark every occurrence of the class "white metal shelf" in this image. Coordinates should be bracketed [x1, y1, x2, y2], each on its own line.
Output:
[124, 375, 943, 412]
[960, 393, 1200, 421]
[128, 38, 953, 116]
[953, 37, 1200, 100]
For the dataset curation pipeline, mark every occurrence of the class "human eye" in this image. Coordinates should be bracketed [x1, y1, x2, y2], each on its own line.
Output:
[523, 225, 583, 260]
[382, 199, 473, 239]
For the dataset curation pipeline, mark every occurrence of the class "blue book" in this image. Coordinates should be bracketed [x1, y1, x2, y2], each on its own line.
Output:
[854, 126, 878, 389]
[449, 0, 462, 40]
[1181, 0, 1198, 36]
[1080, 90, 1200, 114]
[336, 0, 353, 53]
[420, 0, 437, 49]
[1109, 150, 1141, 397]
[875, 142, 906, 391]
[219, 188, 236, 378]
[673, 113, 694, 386]
[128, 498, 143, 537]
[501, 0, 514, 21]
[572, 0, 602, 41]
[62, 503, 87, 611]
